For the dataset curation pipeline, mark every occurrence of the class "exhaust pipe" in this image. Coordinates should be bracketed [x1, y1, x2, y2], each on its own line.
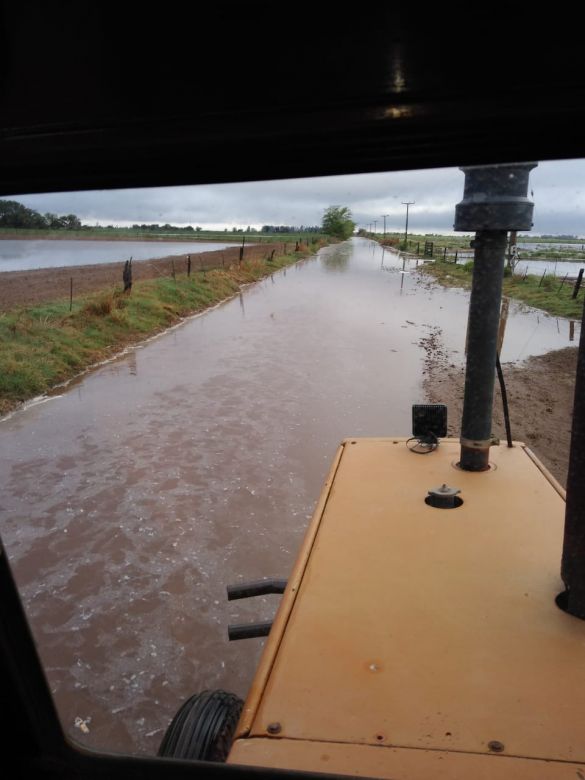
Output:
[454, 163, 537, 471]
[561, 299, 585, 618]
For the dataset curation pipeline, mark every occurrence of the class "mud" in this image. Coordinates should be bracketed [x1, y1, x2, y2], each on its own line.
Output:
[422, 331, 577, 486]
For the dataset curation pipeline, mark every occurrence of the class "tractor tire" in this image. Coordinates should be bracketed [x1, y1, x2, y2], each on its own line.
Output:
[158, 689, 243, 762]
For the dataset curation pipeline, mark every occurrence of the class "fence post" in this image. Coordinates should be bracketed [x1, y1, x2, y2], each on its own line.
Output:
[123, 257, 133, 293]
[69, 277, 73, 311]
[573, 268, 584, 299]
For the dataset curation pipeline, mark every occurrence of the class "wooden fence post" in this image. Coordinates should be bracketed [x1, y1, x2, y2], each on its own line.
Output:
[573, 268, 584, 299]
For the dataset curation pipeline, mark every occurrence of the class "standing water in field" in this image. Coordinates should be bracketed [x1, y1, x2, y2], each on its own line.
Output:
[0, 238, 578, 755]
[0, 239, 242, 271]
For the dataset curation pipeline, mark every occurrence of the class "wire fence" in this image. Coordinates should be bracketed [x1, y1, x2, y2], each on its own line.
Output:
[0, 241, 309, 311]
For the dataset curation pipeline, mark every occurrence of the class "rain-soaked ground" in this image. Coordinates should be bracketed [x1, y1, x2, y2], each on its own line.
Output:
[0, 238, 579, 756]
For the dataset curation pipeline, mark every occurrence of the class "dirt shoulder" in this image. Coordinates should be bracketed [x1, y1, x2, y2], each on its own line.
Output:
[421, 331, 577, 487]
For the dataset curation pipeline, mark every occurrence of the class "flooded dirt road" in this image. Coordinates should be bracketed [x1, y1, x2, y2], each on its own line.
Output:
[0, 238, 578, 756]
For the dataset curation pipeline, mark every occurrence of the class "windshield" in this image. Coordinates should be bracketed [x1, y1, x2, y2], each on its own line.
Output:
[0, 162, 582, 758]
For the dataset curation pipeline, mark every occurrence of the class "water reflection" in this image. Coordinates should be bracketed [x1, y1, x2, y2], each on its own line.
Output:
[320, 247, 350, 272]
[127, 351, 138, 377]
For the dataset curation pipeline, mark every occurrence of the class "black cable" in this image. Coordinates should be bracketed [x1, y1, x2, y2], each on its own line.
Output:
[406, 431, 439, 454]
[496, 352, 513, 448]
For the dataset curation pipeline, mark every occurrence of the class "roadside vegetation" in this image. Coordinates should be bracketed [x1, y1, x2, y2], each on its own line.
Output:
[0, 243, 326, 416]
[420, 260, 584, 319]
[360, 230, 473, 253]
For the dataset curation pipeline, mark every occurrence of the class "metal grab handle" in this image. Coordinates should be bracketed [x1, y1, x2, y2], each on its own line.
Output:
[228, 621, 273, 641]
[226, 579, 287, 601]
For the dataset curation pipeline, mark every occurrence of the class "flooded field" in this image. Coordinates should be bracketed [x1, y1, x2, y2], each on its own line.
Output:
[0, 239, 241, 272]
[512, 258, 585, 278]
[0, 238, 579, 756]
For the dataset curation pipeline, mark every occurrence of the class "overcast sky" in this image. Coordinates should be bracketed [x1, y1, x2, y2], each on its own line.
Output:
[11, 159, 585, 236]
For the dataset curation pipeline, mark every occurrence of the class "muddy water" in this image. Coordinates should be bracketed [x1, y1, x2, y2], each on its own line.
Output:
[0, 238, 578, 756]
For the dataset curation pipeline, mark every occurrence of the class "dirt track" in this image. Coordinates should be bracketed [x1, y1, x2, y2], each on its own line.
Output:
[422, 334, 577, 487]
[0, 243, 284, 311]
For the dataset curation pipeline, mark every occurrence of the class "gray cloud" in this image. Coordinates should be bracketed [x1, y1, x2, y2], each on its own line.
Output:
[11, 159, 585, 236]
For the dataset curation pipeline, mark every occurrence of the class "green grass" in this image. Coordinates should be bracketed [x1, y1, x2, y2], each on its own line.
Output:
[0, 244, 324, 415]
[420, 260, 584, 319]
[0, 227, 323, 244]
[364, 232, 473, 251]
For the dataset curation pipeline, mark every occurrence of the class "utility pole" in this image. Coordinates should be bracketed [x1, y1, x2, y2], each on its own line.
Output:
[507, 230, 518, 269]
[402, 201, 415, 249]
[382, 214, 389, 236]
[373, 220, 378, 234]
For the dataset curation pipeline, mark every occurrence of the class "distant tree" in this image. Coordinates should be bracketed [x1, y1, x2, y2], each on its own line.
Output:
[44, 212, 63, 228]
[322, 206, 355, 239]
[0, 199, 48, 229]
[61, 214, 82, 230]
[0, 199, 91, 231]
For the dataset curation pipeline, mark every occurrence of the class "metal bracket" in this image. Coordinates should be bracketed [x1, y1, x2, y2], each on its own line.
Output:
[226, 579, 287, 601]
[228, 621, 273, 641]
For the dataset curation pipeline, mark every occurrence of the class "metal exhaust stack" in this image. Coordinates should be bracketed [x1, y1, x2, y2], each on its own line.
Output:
[561, 300, 585, 618]
[454, 163, 537, 471]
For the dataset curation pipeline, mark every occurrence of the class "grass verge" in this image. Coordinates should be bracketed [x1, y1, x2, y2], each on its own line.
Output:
[0, 245, 324, 416]
[419, 261, 584, 319]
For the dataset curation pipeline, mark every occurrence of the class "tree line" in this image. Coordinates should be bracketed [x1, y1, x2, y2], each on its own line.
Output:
[0, 198, 356, 240]
[0, 199, 82, 230]
[260, 225, 321, 233]
[131, 223, 198, 233]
